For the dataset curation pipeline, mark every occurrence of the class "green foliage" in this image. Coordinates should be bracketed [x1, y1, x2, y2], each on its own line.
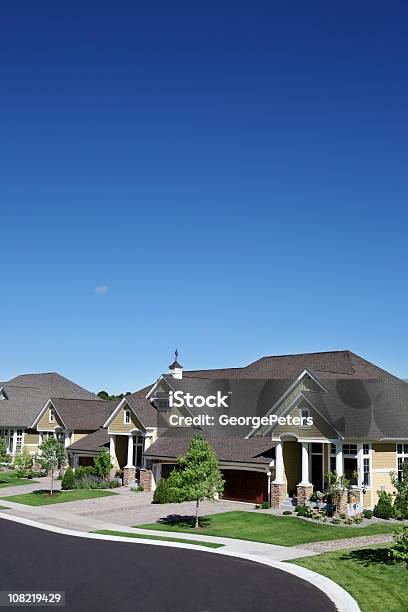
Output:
[61, 467, 76, 490]
[391, 462, 408, 520]
[97, 390, 132, 401]
[13, 448, 33, 476]
[39, 437, 66, 494]
[93, 447, 113, 478]
[261, 501, 270, 509]
[325, 471, 350, 514]
[153, 471, 186, 504]
[0, 439, 10, 463]
[296, 505, 313, 518]
[282, 510, 292, 515]
[363, 509, 373, 519]
[74, 465, 95, 480]
[373, 490, 394, 519]
[389, 526, 408, 567]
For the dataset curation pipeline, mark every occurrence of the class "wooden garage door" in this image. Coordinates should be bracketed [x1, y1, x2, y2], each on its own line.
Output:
[221, 470, 268, 504]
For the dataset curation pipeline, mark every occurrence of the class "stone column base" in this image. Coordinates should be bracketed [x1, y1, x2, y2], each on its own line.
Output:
[337, 489, 348, 514]
[297, 484, 313, 506]
[123, 466, 136, 486]
[139, 468, 153, 492]
[271, 483, 286, 508]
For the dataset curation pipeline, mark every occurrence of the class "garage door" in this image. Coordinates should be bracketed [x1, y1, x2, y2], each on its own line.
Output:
[221, 470, 268, 504]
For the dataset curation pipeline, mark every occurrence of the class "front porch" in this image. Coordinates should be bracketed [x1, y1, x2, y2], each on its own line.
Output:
[108, 433, 154, 490]
[271, 437, 332, 508]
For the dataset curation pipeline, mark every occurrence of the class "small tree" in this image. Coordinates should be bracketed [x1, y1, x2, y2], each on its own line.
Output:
[61, 466, 76, 490]
[177, 435, 225, 528]
[325, 471, 350, 515]
[389, 526, 408, 567]
[13, 447, 33, 476]
[39, 437, 66, 495]
[391, 462, 408, 520]
[373, 490, 394, 519]
[0, 438, 10, 464]
[93, 447, 113, 478]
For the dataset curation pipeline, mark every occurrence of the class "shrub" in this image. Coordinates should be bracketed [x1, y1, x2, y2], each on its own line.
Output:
[391, 462, 408, 520]
[373, 491, 394, 519]
[331, 517, 341, 524]
[137, 485, 144, 492]
[93, 447, 113, 479]
[74, 466, 95, 480]
[363, 509, 373, 519]
[282, 510, 292, 515]
[295, 505, 303, 512]
[153, 473, 186, 504]
[13, 448, 33, 476]
[296, 505, 312, 518]
[389, 526, 408, 567]
[61, 467, 76, 490]
[261, 501, 270, 509]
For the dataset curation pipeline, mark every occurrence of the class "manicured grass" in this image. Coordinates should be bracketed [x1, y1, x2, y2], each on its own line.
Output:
[0, 489, 117, 506]
[0, 506, 9, 509]
[93, 530, 224, 549]
[290, 546, 408, 612]
[0, 471, 38, 488]
[136, 511, 396, 547]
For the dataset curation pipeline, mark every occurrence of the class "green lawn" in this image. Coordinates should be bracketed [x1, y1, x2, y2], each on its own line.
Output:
[1, 489, 117, 506]
[290, 546, 408, 612]
[94, 530, 223, 549]
[0, 471, 38, 488]
[0, 506, 9, 509]
[136, 511, 396, 547]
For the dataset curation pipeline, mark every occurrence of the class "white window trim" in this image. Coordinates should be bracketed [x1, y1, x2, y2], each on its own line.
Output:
[298, 407, 311, 429]
[124, 409, 131, 425]
[49, 409, 55, 423]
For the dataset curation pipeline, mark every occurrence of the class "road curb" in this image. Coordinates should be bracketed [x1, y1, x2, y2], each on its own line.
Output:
[0, 512, 360, 612]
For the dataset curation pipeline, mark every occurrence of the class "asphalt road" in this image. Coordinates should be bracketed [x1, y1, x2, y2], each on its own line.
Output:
[0, 518, 335, 612]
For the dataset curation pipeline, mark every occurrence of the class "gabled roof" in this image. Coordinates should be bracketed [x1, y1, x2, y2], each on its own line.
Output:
[0, 372, 97, 428]
[67, 428, 110, 453]
[103, 386, 158, 429]
[47, 398, 116, 430]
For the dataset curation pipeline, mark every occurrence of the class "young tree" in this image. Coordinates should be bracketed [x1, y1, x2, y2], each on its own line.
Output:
[13, 447, 33, 476]
[93, 447, 113, 478]
[39, 437, 66, 495]
[391, 462, 408, 519]
[0, 438, 10, 464]
[177, 435, 225, 528]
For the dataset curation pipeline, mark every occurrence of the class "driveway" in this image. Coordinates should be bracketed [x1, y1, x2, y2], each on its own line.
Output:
[0, 518, 335, 612]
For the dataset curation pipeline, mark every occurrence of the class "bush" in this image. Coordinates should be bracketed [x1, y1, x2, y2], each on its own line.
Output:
[282, 510, 292, 515]
[261, 501, 270, 509]
[331, 517, 341, 524]
[374, 491, 394, 519]
[93, 447, 113, 479]
[389, 526, 408, 566]
[137, 485, 144, 492]
[153, 473, 186, 504]
[296, 505, 312, 518]
[61, 467, 76, 490]
[295, 504, 303, 512]
[363, 509, 373, 519]
[74, 466, 95, 480]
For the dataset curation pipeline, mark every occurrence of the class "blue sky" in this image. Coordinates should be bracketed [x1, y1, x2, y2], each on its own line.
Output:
[1, 1, 408, 393]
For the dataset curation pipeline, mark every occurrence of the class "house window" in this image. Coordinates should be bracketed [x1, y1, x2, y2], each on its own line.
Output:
[155, 398, 170, 411]
[134, 435, 144, 468]
[397, 444, 408, 482]
[124, 409, 131, 425]
[343, 444, 358, 485]
[16, 430, 23, 454]
[299, 408, 311, 428]
[330, 444, 337, 473]
[362, 443, 371, 486]
[49, 409, 56, 423]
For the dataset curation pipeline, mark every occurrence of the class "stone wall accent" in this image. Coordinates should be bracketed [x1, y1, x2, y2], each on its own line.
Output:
[338, 489, 348, 514]
[139, 468, 153, 492]
[297, 484, 313, 506]
[123, 466, 136, 486]
[271, 483, 286, 508]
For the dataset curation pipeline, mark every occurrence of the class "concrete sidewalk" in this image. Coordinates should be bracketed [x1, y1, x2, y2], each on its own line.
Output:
[0, 498, 316, 561]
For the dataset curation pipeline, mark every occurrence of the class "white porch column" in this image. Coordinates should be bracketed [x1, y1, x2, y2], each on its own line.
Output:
[336, 442, 343, 476]
[64, 431, 71, 449]
[109, 434, 116, 466]
[125, 435, 134, 468]
[300, 442, 311, 485]
[12, 430, 17, 456]
[273, 441, 284, 483]
[357, 443, 363, 488]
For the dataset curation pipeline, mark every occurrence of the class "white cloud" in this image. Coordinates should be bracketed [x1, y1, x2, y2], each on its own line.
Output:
[94, 285, 109, 294]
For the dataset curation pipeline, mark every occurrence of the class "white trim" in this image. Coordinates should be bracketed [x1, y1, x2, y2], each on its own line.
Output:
[30, 399, 67, 429]
[124, 408, 131, 425]
[146, 375, 175, 399]
[102, 397, 128, 428]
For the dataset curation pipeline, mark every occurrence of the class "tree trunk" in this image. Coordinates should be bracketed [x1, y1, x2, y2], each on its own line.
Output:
[195, 499, 199, 528]
[50, 469, 54, 495]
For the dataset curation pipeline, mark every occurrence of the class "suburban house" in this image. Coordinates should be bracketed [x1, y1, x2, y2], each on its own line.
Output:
[2, 351, 408, 510]
[0, 373, 102, 456]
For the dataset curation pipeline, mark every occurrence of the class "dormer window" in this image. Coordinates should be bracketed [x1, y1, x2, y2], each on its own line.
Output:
[124, 409, 131, 425]
[155, 398, 169, 411]
[299, 408, 311, 428]
[49, 408, 56, 423]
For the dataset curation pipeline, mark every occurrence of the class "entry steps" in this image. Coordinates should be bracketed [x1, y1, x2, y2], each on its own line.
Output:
[280, 497, 297, 510]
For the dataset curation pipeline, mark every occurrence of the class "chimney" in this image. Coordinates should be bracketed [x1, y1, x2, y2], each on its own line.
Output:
[169, 349, 183, 379]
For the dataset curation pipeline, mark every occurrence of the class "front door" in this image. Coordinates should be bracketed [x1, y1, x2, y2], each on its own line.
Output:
[311, 443, 323, 491]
